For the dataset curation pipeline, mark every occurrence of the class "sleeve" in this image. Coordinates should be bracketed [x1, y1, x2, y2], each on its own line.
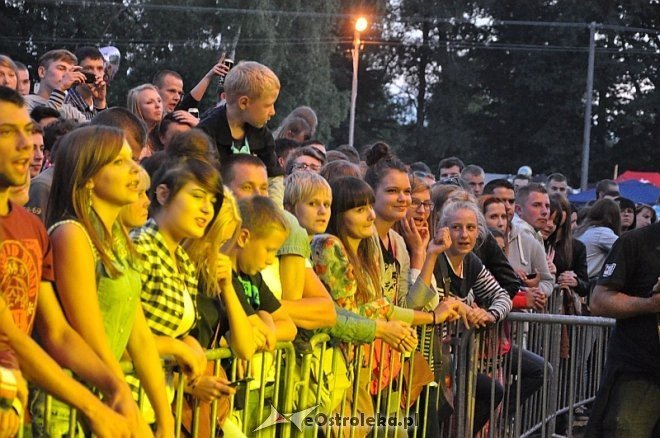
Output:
[45, 90, 87, 123]
[472, 266, 512, 322]
[278, 212, 310, 259]
[174, 93, 199, 112]
[25, 179, 49, 223]
[255, 274, 282, 314]
[231, 276, 260, 315]
[529, 239, 555, 296]
[311, 236, 358, 310]
[572, 239, 590, 297]
[596, 235, 632, 290]
[477, 234, 522, 298]
[268, 176, 285, 210]
[323, 306, 376, 344]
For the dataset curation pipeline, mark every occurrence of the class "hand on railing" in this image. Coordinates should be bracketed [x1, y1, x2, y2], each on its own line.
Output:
[376, 319, 417, 353]
[174, 336, 208, 382]
[0, 409, 20, 438]
[466, 305, 496, 328]
[105, 382, 154, 437]
[86, 404, 132, 438]
[188, 375, 236, 402]
[526, 287, 547, 311]
[557, 271, 578, 288]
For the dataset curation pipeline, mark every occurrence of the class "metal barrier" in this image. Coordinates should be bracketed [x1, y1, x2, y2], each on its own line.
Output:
[22, 308, 615, 438]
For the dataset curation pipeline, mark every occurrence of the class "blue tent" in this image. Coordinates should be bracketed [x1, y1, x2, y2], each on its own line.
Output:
[569, 180, 660, 205]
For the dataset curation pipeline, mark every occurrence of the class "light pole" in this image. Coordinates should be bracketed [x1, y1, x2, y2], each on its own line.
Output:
[349, 16, 368, 148]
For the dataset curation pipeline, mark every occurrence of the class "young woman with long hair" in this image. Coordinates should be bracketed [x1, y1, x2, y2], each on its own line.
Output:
[127, 84, 163, 160]
[574, 198, 620, 281]
[45, 125, 173, 436]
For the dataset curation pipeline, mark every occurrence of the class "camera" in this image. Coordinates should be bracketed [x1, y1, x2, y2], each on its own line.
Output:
[83, 72, 96, 84]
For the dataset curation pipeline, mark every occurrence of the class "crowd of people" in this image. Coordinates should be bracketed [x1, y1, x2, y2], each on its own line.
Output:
[0, 46, 658, 437]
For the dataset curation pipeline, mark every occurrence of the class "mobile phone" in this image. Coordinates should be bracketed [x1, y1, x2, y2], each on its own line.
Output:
[228, 377, 254, 388]
[188, 108, 199, 118]
[526, 273, 538, 280]
[83, 71, 96, 84]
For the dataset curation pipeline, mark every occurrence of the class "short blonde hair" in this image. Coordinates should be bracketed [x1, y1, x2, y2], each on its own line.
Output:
[283, 171, 332, 212]
[224, 61, 280, 104]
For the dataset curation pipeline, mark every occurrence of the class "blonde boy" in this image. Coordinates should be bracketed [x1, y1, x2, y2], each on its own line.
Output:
[283, 172, 332, 238]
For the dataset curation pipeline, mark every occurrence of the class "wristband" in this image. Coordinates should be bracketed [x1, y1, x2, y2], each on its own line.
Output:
[429, 310, 437, 326]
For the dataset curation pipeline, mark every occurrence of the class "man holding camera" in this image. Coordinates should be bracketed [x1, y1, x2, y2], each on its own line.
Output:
[24, 49, 89, 123]
[64, 46, 108, 120]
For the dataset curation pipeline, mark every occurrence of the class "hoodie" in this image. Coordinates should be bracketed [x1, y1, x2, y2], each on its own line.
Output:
[507, 216, 555, 296]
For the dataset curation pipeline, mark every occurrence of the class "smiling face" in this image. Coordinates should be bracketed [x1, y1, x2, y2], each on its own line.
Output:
[0, 102, 33, 191]
[446, 208, 479, 259]
[159, 181, 216, 242]
[373, 170, 411, 223]
[137, 88, 163, 125]
[240, 88, 279, 128]
[90, 142, 141, 208]
[294, 191, 332, 236]
[540, 211, 558, 240]
[484, 202, 508, 234]
[342, 204, 376, 241]
[237, 227, 287, 275]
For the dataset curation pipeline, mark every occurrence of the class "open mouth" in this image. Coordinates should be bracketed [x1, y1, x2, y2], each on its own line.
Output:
[195, 218, 208, 228]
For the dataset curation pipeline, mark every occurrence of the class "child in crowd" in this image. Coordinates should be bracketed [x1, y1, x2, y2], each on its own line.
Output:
[118, 166, 151, 229]
[43, 126, 171, 436]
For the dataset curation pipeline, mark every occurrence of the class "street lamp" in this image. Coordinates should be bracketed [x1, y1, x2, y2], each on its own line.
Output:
[349, 16, 368, 148]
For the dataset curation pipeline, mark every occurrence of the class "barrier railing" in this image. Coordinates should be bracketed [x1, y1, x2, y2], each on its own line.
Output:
[23, 308, 615, 438]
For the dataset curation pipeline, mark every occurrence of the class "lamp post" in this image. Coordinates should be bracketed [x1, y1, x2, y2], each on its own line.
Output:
[349, 16, 368, 148]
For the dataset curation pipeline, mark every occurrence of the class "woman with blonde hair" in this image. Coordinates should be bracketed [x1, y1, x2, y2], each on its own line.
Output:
[127, 84, 163, 159]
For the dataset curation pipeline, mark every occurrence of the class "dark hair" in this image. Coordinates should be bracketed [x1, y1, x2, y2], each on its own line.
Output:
[546, 172, 567, 184]
[284, 145, 326, 176]
[325, 150, 349, 162]
[615, 196, 636, 231]
[30, 106, 61, 123]
[595, 179, 618, 198]
[335, 144, 360, 164]
[575, 198, 621, 237]
[274, 138, 300, 160]
[152, 69, 182, 88]
[166, 128, 216, 161]
[14, 61, 27, 71]
[326, 177, 379, 305]
[150, 157, 224, 220]
[319, 160, 362, 185]
[275, 116, 311, 142]
[363, 142, 407, 190]
[220, 154, 266, 186]
[461, 164, 485, 178]
[43, 118, 79, 158]
[90, 107, 147, 159]
[0, 85, 24, 106]
[409, 161, 432, 174]
[546, 193, 573, 264]
[483, 178, 514, 195]
[437, 156, 465, 175]
[74, 46, 104, 63]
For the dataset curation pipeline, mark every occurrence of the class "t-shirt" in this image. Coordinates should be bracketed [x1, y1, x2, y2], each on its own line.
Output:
[597, 222, 660, 381]
[0, 203, 54, 368]
[233, 271, 281, 315]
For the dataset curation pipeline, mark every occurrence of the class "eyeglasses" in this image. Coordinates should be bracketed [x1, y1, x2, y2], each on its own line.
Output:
[411, 198, 433, 211]
[293, 162, 321, 172]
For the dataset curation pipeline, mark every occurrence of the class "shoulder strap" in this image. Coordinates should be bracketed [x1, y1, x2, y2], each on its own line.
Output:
[48, 220, 99, 263]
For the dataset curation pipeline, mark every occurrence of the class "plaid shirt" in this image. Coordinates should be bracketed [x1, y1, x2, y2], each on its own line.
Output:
[131, 219, 198, 338]
[64, 88, 98, 121]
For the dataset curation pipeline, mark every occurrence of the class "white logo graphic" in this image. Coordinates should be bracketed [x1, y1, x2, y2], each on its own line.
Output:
[253, 404, 318, 432]
[602, 263, 616, 277]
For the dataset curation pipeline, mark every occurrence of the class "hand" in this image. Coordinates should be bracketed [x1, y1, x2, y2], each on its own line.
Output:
[215, 253, 233, 290]
[0, 409, 20, 438]
[104, 383, 147, 437]
[252, 322, 276, 352]
[466, 306, 495, 328]
[546, 255, 557, 276]
[432, 300, 459, 324]
[59, 67, 86, 92]
[171, 110, 199, 127]
[154, 417, 175, 438]
[400, 216, 430, 254]
[376, 319, 416, 352]
[86, 403, 131, 438]
[174, 337, 207, 381]
[445, 298, 471, 327]
[89, 77, 107, 107]
[517, 269, 541, 288]
[428, 227, 452, 256]
[557, 271, 578, 288]
[205, 55, 231, 79]
[527, 287, 547, 311]
[189, 375, 236, 403]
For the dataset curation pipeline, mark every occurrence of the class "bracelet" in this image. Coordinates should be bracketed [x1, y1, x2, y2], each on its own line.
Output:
[429, 310, 436, 326]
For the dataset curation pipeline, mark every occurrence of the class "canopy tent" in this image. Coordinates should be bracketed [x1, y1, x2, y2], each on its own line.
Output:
[615, 171, 660, 188]
[569, 180, 660, 205]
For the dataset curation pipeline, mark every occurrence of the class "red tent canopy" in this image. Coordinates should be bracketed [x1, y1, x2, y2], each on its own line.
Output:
[615, 171, 660, 188]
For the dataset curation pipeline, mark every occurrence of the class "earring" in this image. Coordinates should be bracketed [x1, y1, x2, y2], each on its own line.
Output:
[88, 188, 93, 207]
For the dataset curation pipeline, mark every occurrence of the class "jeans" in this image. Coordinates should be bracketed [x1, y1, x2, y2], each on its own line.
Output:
[506, 346, 552, 414]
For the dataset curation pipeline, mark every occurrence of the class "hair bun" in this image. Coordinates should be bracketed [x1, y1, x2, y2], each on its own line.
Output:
[365, 141, 392, 166]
